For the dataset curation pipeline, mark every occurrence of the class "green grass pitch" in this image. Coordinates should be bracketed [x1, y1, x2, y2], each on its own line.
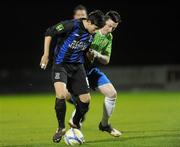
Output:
[0, 92, 180, 147]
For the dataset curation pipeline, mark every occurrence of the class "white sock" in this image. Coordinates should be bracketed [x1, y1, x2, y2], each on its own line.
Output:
[101, 97, 116, 126]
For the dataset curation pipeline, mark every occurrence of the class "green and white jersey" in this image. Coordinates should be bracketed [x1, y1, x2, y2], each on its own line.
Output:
[84, 30, 113, 71]
[90, 30, 113, 57]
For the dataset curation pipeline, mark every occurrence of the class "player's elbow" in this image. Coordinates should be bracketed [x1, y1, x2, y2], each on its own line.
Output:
[45, 27, 54, 37]
[102, 58, 110, 65]
[105, 59, 110, 65]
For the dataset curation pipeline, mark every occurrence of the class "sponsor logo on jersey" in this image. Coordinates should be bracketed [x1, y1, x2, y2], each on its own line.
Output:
[56, 24, 64, 31]
[69, 40, 88, 51]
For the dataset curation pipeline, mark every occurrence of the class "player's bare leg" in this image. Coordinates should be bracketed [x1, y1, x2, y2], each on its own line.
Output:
[97, 83, 122, 137]
[53, 82, 69, 143]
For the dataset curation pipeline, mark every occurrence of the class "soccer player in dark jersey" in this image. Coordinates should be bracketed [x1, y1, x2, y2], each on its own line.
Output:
[40, 10, 105, 143]
[69, 8, 122, 137]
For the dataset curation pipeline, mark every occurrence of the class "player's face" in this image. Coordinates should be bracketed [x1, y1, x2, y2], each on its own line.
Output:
[74, 10, 87, 19]
[102, 19, 119, 34]
[87, 21, 99, 34]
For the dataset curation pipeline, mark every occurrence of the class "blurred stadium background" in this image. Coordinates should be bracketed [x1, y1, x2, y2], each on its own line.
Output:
[0, 2, 178, 93]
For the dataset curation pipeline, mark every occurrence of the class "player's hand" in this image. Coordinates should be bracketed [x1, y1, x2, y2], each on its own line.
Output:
[86, 49, 96, 63]
[40, 54, 49, 70]
[88, 49, 100, 60]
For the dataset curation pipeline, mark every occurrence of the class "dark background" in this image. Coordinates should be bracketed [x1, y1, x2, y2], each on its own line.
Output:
[0, 2, 178, 70]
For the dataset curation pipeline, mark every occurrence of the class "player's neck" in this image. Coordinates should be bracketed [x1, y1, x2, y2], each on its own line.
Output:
[99, 29, 107, 35]
[82, 20, 89, 31]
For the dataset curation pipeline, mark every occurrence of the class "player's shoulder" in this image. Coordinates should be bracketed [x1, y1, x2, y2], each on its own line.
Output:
[58, 19, 80, 29]
[59, 19, 76, 25]
[64, 19, 83, 29]
[107, 33, 113, 40]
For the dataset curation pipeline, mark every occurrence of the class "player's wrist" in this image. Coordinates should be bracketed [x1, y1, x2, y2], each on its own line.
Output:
[43, 53, 49, 58]
[95, 51, 101, 59]
[92, 50, 100, 59]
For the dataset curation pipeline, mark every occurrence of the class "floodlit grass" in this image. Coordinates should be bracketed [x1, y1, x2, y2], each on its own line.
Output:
[0, 91, 180, 147]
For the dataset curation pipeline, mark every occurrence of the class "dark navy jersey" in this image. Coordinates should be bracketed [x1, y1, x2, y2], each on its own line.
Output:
[45, 19, 94, 64]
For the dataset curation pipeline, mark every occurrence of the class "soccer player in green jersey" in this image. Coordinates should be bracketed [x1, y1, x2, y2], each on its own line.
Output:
[69, 7, 122, 137]
[86, 11, 122, 137]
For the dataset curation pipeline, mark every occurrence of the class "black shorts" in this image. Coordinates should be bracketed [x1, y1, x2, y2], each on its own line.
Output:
[52, 63, 90, 95]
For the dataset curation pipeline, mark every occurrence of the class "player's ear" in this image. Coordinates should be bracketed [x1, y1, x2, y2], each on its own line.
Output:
[87, 20, 92, 25]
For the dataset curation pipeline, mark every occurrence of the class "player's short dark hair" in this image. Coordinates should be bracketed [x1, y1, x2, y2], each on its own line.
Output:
[73, 4, 87, 14]
[105, 11, 122, 23]
[88, 10, 105, 29]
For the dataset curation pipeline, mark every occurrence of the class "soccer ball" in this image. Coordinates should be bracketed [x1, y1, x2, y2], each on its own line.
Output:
[64, 128, 85, 145]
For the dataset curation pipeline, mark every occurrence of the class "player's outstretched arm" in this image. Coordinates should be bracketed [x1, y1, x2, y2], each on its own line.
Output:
[87, 33, 112, 65]
[88, 49, 110, 65]
[40, 36, 52, 70]
[40, 20, 74, 69]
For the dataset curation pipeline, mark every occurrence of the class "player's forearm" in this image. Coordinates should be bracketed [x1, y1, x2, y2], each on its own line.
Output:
[43, 36, 52, 56]
[40, 36, 52, 69]
[90, 49, 110, 65]
[96, 54, 110, 65]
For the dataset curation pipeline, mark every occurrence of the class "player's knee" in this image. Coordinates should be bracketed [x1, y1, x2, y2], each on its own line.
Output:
[112, 89, 117, 98]
[66, 92, 71, 100]
[79, 93, 91, 103]
[56, 93, 67, 99]
[56, 89, 69, 99]
[105, 89, 117, 98]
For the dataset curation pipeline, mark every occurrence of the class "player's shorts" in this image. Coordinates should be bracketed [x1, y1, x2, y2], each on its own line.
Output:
[52, 63, 90, 95]
[87, 67, 111, 90]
